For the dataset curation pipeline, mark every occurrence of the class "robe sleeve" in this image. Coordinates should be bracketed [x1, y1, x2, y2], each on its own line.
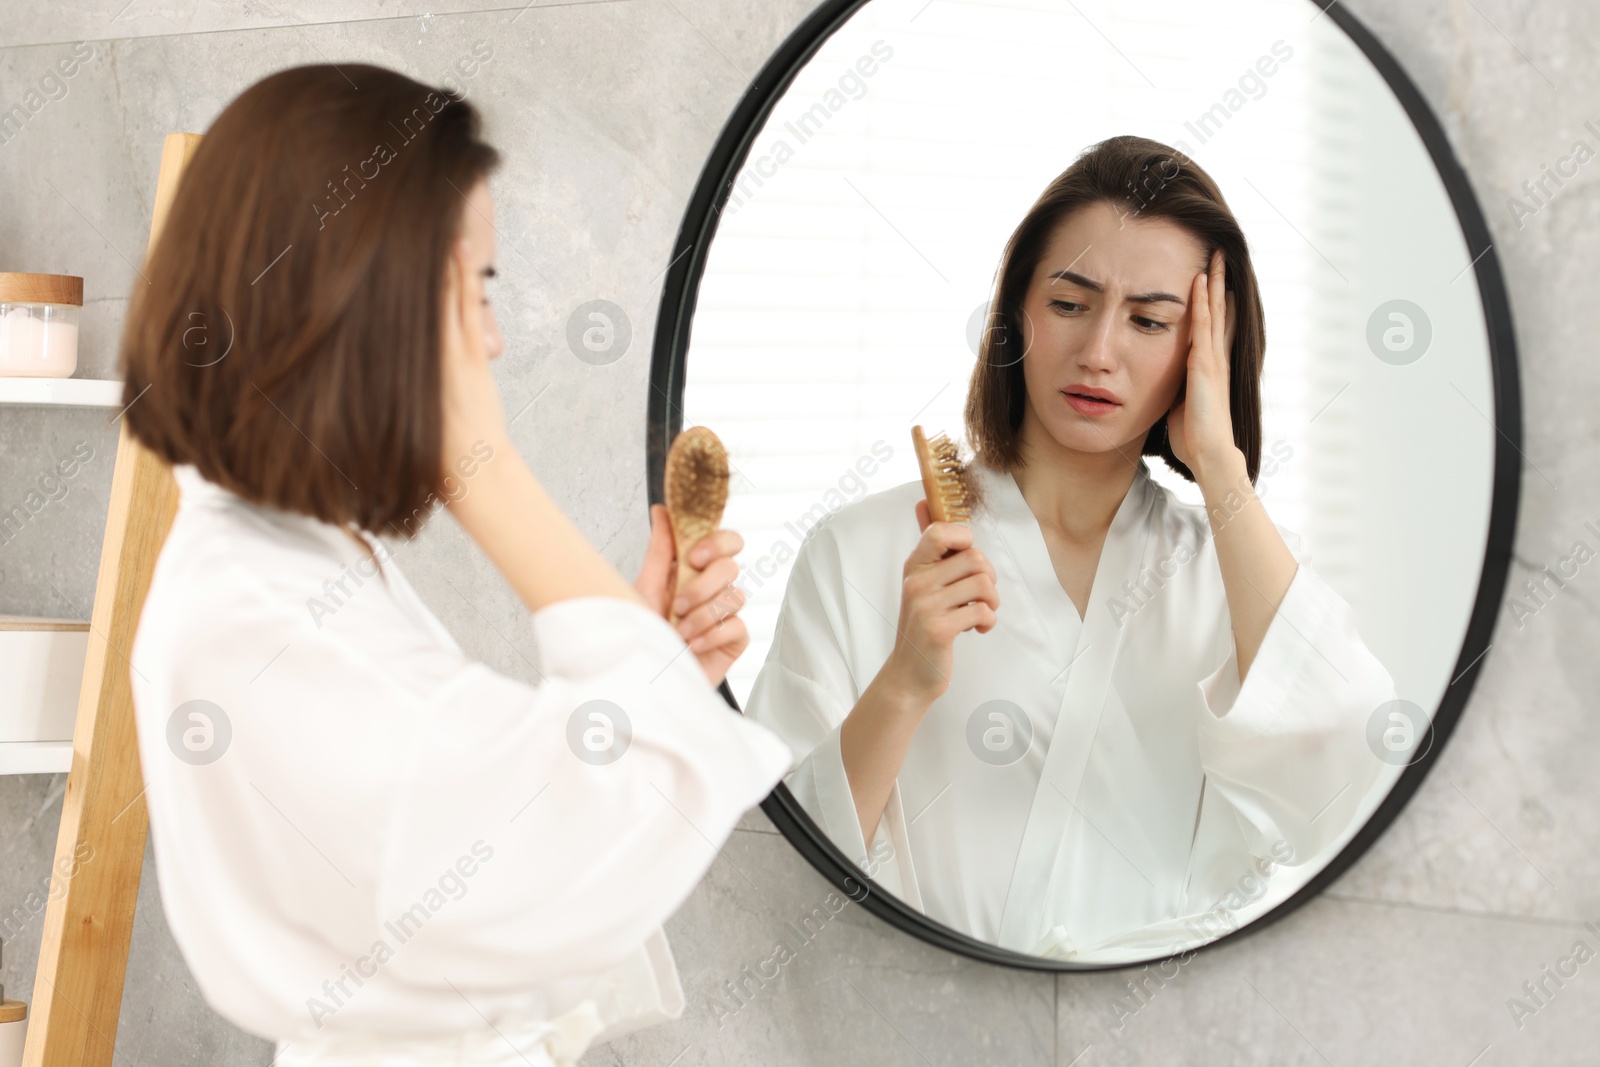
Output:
[218, 583, 796, 994]
[134, 534, 801, 1050]
[371, 594, 797, 988]
[743, 527, 922, 907]
[1192, 527, 1396, 868]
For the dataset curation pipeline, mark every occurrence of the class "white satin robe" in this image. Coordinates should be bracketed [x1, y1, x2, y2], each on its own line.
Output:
[744, 457, 1399, 962]
[130, 464, 791, 1066]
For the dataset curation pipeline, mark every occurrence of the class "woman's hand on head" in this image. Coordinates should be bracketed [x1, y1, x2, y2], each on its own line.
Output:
[1166, 248, 1240, 484]
[635, 504, 750, 688]
[440, 236, 509, 482]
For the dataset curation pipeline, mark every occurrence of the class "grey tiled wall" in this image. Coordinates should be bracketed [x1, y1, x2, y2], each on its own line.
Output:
[0, 1, 1595, 1063]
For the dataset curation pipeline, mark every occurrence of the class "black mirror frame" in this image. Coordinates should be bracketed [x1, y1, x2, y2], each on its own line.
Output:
[647, 0, 1522, 972]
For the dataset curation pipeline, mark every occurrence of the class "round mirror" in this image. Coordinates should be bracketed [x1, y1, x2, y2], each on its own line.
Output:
[649, 0, 1519, 968]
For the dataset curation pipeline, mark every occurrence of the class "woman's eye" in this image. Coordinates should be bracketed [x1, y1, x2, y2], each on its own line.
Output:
[1134, 316, 1169, 333]
[1049, 299, 1081, 314]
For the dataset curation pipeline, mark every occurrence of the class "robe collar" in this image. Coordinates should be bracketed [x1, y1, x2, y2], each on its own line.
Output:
[972, 453, 1156, 535]
[969, 455, 1168, 950]
[171, 463, 384, 564]
[970, 455, 1158, 641]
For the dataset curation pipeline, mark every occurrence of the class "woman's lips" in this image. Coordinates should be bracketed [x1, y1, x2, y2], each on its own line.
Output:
[1062, 390, 1121, 417]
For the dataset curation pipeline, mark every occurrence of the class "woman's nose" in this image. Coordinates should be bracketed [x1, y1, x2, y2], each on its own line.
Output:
[1076, 312, 1117, 370]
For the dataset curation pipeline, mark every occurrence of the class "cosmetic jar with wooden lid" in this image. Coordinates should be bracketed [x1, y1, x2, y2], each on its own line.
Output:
[0, 997, 23, 1066]
[0, 273, 82, 378]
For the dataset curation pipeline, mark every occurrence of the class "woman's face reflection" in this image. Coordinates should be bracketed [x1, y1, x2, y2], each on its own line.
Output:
[1017, 200, 1207, 458]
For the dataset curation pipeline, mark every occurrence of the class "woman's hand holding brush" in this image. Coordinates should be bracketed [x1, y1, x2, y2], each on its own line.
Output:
[634, 506, 749, 688]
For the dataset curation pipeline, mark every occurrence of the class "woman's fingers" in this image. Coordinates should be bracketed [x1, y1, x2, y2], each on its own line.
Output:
[1224, 288, 1237, 355]
[905, 543, 995, 609]
[442, 238, 486, 379]
[906, 520, 973, 569]
[688, 612, 747, 658]
[953, 599, 999, 636]
[684, 527, 745, 570]
[457, 239, 485, 363]
[903, 574, 998, 646]
[1190, 256, 1230, 389]
[668, 529, 751, 644]
[441, 250, 463, 356]
[906, 568, 999, 627]
[672, 555, 740, 622]
[926, 544, 995, 587]
[677, 582, 746, 645]
[632, 504, 678, 615]
[439, 237, 510, 475]
[440, 248, 472, 469]
[933, 571, 1000, 614]
[447, 244, 465, 336]
[897, 521, 1003, 652]
[1210, 250, 1227, 363]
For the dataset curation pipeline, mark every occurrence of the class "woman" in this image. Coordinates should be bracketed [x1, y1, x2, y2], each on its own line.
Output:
[121, 65, 791, 1065]
[745, 135, 1400, 962]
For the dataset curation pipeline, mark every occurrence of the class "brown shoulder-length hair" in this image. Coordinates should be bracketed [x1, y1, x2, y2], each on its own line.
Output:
[964, 134, 1265, 485]
[121, 63, 500, 539]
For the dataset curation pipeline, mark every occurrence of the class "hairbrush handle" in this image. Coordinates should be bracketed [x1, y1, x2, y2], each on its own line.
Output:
[911, 424, 950, 524]
[669, 541, 696, 628]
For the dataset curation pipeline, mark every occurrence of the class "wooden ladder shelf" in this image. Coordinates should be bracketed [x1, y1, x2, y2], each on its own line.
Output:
[24, 132, 202, 1067]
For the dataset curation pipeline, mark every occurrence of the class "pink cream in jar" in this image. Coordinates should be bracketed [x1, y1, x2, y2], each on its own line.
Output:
[0, 273, 83, 378]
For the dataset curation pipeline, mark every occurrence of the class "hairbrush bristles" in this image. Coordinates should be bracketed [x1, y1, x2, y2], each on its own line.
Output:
[664, 426, 730, 625]
[912, 425, 976, 524]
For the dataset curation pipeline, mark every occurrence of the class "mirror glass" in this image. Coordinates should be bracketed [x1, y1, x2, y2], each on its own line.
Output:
[681, 0, 1497, 964]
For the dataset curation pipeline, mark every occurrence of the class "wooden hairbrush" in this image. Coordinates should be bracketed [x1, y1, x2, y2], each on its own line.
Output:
[664, 425, 730, 626]
[911, 425, 976, 523]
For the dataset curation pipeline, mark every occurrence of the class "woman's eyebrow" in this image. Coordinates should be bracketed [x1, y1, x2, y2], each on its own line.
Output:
[1048, 268, 1186, 306]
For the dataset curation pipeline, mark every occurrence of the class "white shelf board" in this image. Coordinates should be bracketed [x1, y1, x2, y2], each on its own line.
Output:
[0, 740, 73, 775]
[0, 377, 123, 408]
